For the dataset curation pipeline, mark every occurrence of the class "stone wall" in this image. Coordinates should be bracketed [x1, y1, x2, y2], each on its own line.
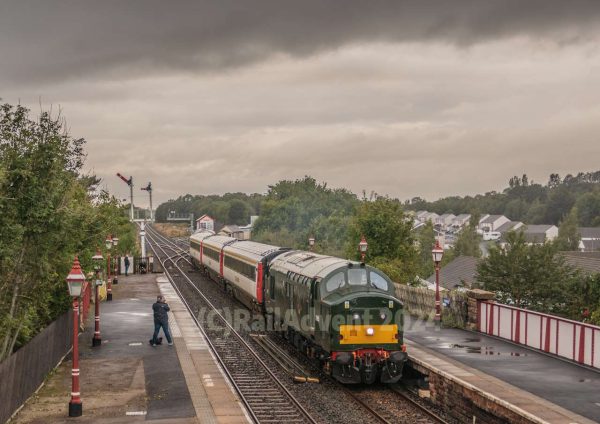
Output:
[408, 360, 541, 424]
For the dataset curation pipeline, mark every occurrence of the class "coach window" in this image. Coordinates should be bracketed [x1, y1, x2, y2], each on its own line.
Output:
[325, 271, 346, 292]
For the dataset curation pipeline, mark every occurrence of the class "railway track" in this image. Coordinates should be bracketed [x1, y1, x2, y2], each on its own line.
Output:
[144, 225, 317, 424]
[146, 225, 451, 424]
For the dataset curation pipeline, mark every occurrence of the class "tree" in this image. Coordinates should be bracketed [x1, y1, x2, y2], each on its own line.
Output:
[555, 207, 580, 251]
[477, 231, 573, 310]
[0, 102, 136, 360]
[347, 197, 418, 283]
[227, 199, 251, 225]
[575, 191, 600, 227]
[453, 214, 481, 258]
[253, 176, 357, 252]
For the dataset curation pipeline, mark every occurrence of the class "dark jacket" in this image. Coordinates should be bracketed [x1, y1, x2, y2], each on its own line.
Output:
[153, 302, 170, 323]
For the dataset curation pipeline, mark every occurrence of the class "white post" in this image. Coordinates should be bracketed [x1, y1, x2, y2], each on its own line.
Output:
[149, 189, 153, 222]
[140, 222, 146, 258]
[130, 181, 134, 221]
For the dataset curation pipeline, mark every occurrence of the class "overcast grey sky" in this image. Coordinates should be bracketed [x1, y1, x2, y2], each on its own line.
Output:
[2, 1, 600, 208]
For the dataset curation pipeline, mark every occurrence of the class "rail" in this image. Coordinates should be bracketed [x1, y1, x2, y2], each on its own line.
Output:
[144, 225, 318, 424]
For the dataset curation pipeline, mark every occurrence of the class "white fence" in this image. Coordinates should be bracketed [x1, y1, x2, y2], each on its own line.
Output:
[479, 301, 600, 369]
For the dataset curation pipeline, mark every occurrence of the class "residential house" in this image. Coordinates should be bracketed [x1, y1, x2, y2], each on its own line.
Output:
[438, 213, 456, 231]
[451, 214, 471, 231]
[578, 227, 600, 252]
[560, 251, 600, 275]
[426, 256, 480, 291]
[522, 224, 559, 244]
[195, 214, 215, 231]
[478, 215, 510, 233]
[496, 220, 524, 235]
[416, 211, 429, 223]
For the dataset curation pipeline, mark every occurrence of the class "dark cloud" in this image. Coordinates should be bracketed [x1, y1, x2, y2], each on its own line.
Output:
[2, 0, 600, 85]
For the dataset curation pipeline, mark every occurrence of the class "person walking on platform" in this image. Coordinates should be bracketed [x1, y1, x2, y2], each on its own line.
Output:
[124, 255, 130, 276]
[150, 295, 173, 346]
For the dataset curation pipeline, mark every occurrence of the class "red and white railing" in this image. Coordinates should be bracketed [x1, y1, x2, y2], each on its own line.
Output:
[478, 301, 600, 369]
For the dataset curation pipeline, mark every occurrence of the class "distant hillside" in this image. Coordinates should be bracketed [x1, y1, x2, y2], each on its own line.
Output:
[405, 171, 600, 226]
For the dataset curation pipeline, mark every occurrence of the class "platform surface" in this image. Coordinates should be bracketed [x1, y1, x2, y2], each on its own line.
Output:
[404, 315, 600, 423]
[11, 274, 248, 424]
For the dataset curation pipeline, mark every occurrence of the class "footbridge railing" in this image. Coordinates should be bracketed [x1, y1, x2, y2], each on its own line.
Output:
[478, 301, 600, 369]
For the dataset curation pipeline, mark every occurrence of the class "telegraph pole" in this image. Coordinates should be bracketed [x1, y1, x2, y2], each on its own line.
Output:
[141, 182, 153, 221]
[116, 173, 134, 221]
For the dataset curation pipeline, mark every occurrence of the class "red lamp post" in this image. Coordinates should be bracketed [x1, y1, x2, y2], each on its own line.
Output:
[66, 257, 85, 417]
[91, 250, 104, 347]
[358, 235, 368, 263]
[112, 237, 119, 285]
[308, 236, 315, 252]
[105, 236, 114, 300]
[432, 240, 444, 323]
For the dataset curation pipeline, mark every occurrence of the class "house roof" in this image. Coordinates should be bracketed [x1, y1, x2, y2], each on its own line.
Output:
[524, 224, 555, 234]
[480, 214, 505, 224]
[454, 214, 471, 221]
[220, 225, 241, 233]
[426, 256, 480, 290]
[560, 252, 600, 275]
[579, 227, 600, 239]
[496, 221, 523, 234]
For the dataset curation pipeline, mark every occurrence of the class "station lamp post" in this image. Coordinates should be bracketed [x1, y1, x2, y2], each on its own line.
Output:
[91, 250, 104, 347]
[105, 236, 119, 297]
[308, 236, 315, 252]
[432, 240, 444, 323]
[111, 237, 119, 285]
[358, 235, 368, 263]
[66, 257, 85, 417]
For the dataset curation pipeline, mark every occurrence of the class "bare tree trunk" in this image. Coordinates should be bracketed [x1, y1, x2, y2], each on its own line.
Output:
[0, 247, 26, 360]
[0, 283, 19, 360]
[6, 318, 24, 359]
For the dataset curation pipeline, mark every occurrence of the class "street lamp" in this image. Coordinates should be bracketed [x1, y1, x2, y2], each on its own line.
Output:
[91, 250, 104, 347]
[308, 236, 315, 252]
[105, 236, 113, 300]
[66, 257, 85, 417]
[358, 235, 368, 263]
[432, 239, 444, 323]
[111, 237, 119, 285]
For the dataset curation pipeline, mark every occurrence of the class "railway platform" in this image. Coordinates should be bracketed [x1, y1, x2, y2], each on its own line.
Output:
[11, 273, 248, 424]
[404, 315, 600, 423]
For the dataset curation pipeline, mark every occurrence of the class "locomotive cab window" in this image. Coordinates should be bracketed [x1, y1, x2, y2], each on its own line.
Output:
[325, 271, 346, 292]
[348, 268, 367, 286]
[369, 271, 389, 291]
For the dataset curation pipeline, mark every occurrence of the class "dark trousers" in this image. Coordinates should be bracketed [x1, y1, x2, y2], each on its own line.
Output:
[152, 320, 172, 344]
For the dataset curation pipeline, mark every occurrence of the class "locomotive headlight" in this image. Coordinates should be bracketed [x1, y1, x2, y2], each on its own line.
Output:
[366, 327, 375, 336]
[380, 313, 386, 320]
[353, 313, 360, 320]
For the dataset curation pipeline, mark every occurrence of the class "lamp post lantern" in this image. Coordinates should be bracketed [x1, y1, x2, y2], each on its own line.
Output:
[432, 239, 444, 323]
[91, 250, 104, 347]
[358, 235, 368, 263]
[308, 236, 315, 252]
[66, 257, 85, 417]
